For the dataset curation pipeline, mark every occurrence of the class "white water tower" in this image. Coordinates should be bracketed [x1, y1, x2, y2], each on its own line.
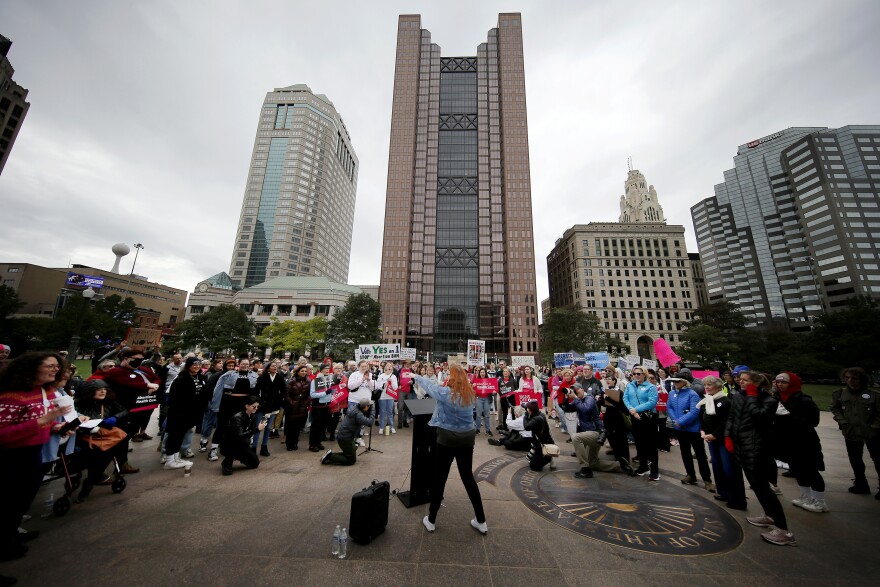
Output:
[111, 243, 130, 273]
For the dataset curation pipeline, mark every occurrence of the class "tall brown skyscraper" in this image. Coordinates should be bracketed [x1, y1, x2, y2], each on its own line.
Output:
[379, 13, 539, 358]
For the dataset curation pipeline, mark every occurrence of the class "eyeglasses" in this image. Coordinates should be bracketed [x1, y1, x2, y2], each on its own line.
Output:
[632, 371, 645, 376]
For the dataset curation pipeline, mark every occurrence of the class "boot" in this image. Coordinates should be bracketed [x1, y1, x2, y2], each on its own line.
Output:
[76, 480, 94, 503]
[260, 446, 270, 457]
[792, 486, 811, 508]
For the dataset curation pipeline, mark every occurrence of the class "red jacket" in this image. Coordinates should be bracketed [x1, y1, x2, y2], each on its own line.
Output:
[0, 386, 53, 449]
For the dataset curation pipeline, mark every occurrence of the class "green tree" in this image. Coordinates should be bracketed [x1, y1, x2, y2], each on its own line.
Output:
[689, 301, 747, 332]
[325, 293, 381, 360]
[811, 296, 880, 374]
[678, 324, 740, 367]
[0, 285, 24, 323]
[171, 304, 256, 355]
[540, 306, 622, 363]
[258, 317, 328, 358]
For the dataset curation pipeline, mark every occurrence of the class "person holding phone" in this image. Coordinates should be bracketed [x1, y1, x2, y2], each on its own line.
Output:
[221, 396, 267, 476]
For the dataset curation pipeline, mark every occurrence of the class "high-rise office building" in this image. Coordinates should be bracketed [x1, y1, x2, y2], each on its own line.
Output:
[547, 169, 699, 358]
[378, 13, 540, 357]
[692, 126, 880, 330]
[0, 34, 30, 175]
[229, 84, 358, 288]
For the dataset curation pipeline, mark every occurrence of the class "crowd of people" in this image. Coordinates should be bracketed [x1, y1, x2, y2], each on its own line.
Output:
[1, 340, 879, 584]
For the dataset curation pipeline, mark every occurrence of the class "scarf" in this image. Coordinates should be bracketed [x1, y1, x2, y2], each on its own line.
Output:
[696, 390, 726, 416]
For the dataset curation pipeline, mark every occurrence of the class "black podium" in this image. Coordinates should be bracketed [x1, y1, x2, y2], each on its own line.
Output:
[397, 398, 437, 508]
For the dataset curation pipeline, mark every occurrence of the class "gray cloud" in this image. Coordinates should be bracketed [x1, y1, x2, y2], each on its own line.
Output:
[1, 0, 877, 313]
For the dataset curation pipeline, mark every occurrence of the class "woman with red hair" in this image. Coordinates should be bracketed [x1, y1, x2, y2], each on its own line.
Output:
[406, 364, 487, 535]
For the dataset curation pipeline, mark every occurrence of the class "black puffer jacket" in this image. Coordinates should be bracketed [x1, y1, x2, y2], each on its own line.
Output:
[221, 410, 258, 456]
[725, 388, 777, 471]
[781, 391, 824, 471]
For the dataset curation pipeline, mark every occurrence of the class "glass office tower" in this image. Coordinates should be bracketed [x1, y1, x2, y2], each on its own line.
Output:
[230, 85, 358, 288]
[379, 13, 540, 358]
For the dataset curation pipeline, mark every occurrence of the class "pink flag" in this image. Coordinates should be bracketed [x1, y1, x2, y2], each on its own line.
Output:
[653, 338, 682, 368]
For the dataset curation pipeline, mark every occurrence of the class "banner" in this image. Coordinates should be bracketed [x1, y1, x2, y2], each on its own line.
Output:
[66, 271, 104, 289]
[400, 347, 416, 361]
[584, 352, 609, 369]
[617, 357, 629, 372]
[355, 343, 400, 361]
[472, 378, 499, 398]
[467, 340, 486, 367]
[511, 356, 536, 369]
[642, 358, 658, 371]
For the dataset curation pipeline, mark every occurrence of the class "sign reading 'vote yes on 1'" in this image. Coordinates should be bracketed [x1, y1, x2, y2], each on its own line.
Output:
[355, 343, 401, 361]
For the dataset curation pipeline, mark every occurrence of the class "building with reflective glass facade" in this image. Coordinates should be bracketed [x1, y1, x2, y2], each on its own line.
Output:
[379, 13, 540, 359]
[691, 126, 880, 330]
[229, 85, 358, 288]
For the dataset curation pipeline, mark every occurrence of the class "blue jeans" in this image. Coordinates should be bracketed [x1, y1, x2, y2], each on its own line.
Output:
[554, 399, 568, 434]
[251, 412, 275, 448]
[708, 438, 746, 507]
[475, 397, 491, 433]
[161, 428, 193, 455]
[201, 410, 218, 444]
[378, 399, 395, 429]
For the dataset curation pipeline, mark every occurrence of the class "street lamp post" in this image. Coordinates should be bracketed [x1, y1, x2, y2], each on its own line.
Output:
[123, 243, 144, 299]
[67, 287, 97, 358]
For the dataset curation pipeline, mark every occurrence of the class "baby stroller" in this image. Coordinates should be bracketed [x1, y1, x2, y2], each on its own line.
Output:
[42, 423, 128, 516]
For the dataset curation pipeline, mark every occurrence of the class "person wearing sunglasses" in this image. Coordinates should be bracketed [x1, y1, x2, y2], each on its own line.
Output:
[623, 368, 659, 480]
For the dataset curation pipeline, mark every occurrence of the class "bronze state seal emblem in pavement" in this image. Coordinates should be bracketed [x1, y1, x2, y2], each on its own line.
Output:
[476, 456, 743, 556]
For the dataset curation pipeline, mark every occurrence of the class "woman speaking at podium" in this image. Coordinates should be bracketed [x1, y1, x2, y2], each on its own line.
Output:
[404, 364, 488, 536]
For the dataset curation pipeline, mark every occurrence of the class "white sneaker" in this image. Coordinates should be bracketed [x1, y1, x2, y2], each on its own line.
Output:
[164, 456, 187, 470]
[207, 447, 219, 462]
[423, 516, 435, 533]
[470, 518, 488, 535]
[182, 449, 195, 458]
[356, 438, 365, 447]
[159, 454, 168, 464]
[391, 427, 397, 434]
[800, 498, 828, 513]
[792, 495, 809, 508]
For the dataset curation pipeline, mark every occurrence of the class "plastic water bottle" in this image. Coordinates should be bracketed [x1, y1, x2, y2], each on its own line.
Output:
[41, 493, 55, 518]
[331, 524, 341, 556]
[338, 527, 348, 559]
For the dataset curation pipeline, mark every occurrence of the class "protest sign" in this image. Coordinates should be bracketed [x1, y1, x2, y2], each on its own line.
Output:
[355, 343, 401, 361]
[511, 355, 536, 369]
[584, 351, 609, 369]
[472, 378, 498, 398]
[400, 347, 416, 361]
[642, 358, 658, 371]
[467, 340, 486, 367]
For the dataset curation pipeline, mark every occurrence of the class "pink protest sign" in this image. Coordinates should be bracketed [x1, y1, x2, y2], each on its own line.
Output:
[692, 370, 720, 380]
[653, 338, 682, 367]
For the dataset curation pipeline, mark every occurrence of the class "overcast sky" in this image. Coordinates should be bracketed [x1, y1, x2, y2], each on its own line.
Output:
[1, 0, 878, 314]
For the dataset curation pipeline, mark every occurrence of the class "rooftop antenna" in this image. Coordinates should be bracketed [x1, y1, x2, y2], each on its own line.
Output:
[627, 156, 633, 172]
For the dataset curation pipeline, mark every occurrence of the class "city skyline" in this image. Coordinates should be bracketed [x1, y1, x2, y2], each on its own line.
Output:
[0, 1, 877, 317]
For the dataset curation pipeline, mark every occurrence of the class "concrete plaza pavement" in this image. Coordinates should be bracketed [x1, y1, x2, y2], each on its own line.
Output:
[5, 412, 880, 586]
